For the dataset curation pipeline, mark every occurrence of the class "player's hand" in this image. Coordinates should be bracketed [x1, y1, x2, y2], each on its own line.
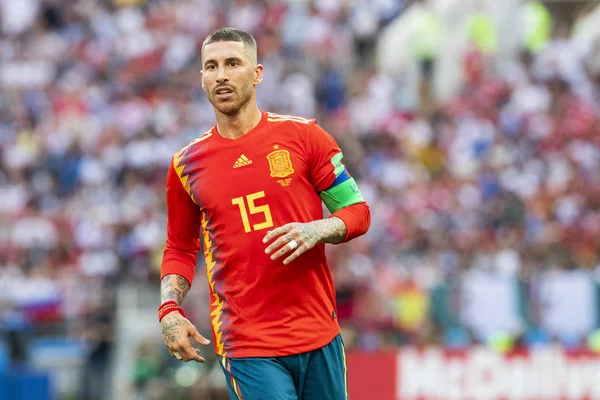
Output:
[160, 312, 210, 362]
[263, 222, 320, 265]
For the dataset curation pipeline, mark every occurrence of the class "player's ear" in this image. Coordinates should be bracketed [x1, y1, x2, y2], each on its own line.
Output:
[200, 70, 207, 92]
[254, 64, 263, 87]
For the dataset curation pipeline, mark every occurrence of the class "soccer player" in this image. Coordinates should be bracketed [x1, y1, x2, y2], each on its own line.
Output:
[158, 27, 370, 400]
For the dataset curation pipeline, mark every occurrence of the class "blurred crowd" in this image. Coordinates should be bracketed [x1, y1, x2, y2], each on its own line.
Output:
[1, 0, 600, 398]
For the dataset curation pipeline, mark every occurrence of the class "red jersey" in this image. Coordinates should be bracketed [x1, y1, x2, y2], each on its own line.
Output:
[161, 111, 346, 358]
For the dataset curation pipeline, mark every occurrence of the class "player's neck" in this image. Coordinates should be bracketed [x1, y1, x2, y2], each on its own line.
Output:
[215, 104, 262, 140]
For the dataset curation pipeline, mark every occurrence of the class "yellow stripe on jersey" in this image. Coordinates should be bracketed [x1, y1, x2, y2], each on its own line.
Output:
[267, 113, 311, 124]
[267, 117, 311, 125]
[172, 130, 212, 204]
[267, 112, 310, 120]
[198, 132, 213, 141]
[177, 131, 212, 155]
[173, 154, 196, 204]
[204, 212, 226, 356]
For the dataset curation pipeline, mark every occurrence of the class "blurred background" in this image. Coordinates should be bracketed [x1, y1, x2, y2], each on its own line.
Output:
[1, 0, 600, 399]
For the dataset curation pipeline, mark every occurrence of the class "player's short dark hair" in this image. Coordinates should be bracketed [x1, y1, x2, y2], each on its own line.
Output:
[202, 27, 257, 63]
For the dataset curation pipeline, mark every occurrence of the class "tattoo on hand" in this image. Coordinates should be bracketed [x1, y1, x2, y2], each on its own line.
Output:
[312, 217, 346, 244]
[296, 223, 320, 246]
[161, 315, 187, 343]
[263, 217, 347, 265]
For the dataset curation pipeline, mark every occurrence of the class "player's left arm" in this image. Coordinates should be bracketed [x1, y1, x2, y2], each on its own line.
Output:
[263, 122, 370, 264]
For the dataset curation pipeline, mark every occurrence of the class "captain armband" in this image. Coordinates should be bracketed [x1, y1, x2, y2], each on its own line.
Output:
[320, 169, 366, 213]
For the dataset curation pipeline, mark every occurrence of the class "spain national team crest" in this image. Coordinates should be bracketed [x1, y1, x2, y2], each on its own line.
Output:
[266, 149, 294, 178]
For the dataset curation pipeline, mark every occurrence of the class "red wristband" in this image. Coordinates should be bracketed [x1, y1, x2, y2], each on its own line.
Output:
[158, 300, 187, 322]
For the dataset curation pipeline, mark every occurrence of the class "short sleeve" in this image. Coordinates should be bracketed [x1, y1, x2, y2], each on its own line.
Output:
[306, 122, 344, 192]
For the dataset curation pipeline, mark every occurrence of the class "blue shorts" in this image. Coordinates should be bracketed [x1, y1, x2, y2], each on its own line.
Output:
[218, 334, 348, 400]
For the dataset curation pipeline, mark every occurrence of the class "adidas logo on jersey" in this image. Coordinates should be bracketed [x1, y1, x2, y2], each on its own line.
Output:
[233, 154, 253, 168]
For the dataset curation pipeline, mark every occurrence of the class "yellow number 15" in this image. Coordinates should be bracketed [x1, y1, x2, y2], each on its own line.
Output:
[231, 191, 274, 233]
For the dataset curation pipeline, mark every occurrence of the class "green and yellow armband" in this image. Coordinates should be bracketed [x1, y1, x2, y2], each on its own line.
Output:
[320, 169, 365, 213]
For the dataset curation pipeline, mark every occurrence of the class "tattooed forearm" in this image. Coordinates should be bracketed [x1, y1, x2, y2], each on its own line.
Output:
[161, 274, 191, 305]
[177, 275, 190, 293]
[306, 217, 347, 244]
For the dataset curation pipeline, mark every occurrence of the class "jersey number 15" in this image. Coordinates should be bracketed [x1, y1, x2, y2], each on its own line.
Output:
[231, 191, 274, 233]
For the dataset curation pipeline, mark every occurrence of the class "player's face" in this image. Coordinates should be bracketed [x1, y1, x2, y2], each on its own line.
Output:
[201, 41, 263, 116]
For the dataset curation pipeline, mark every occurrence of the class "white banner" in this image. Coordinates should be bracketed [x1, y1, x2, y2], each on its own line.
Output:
[396, 347, 600, 400]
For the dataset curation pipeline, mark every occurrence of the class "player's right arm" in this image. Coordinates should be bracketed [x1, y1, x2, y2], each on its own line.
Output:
[159, 156, 210, 362]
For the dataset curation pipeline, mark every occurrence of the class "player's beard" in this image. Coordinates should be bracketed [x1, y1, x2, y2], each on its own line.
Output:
[209, 82, 254, 116]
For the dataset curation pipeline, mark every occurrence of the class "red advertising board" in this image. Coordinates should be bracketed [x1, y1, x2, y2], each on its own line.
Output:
[347, 351, 397, 399]
[347, 347, 600, 400]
